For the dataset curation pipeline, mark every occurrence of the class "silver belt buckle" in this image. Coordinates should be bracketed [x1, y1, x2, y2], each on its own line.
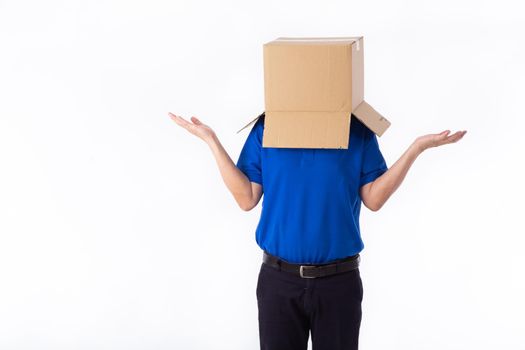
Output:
[299, 265, 316, 278]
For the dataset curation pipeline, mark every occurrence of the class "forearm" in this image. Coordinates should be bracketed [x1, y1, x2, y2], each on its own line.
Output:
[206, 134, 254, 208]
[369, 142, 422, 210]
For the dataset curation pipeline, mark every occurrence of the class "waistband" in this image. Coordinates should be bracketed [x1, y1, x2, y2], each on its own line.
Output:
[262, 251, 361, 279]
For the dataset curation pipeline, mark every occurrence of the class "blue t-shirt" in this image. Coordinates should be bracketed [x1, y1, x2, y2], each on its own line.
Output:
[236, 113, 388, 264]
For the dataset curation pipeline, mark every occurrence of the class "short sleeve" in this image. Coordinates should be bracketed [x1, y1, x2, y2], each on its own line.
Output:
[236, 117, 263, 185]
[359, 129, 388, 187]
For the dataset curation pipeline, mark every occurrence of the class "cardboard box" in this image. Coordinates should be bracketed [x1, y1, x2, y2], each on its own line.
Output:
[237, 36, 391, 149]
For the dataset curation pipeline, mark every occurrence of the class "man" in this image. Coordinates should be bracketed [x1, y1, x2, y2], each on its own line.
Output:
[169, 111, 466, 350]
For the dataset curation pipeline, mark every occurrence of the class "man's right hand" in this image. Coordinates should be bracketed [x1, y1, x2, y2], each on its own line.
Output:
[169, 112, 262, 211]
[169, 112, 216, 144]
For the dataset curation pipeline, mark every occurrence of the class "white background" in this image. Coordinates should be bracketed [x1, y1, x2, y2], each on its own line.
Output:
[1, 1, 524, 349]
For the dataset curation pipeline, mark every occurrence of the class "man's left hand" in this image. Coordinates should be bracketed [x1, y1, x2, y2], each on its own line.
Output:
[413, 129, 467, 153]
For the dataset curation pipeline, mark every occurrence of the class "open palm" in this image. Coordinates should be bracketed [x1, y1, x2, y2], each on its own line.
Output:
[415, 129, 467, 152]
[169, 112, 216, 143]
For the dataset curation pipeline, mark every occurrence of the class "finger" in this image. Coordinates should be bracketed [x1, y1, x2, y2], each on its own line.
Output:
[191, 116, 203, 125]
[169, 113, 182, 124]
[170, 114, 194, 129]
[435, 130, 451, 141]
[451, 130, 467, 142]
[168, 112, 183, 121]
[168, 113, 180, 124]
[169, 113, 181, 121]
[443, 131, 465, 144]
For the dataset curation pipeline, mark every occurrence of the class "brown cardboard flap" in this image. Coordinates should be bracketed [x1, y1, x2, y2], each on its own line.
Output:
[353, 101, 391, 137]
[236, 112, 264, 134]
[262, 111, 351, 149]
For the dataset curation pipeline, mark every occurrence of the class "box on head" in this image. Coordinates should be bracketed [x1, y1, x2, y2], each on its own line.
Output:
[237, 36, 391, 149]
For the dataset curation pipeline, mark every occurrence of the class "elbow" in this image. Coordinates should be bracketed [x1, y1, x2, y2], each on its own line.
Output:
[239, 203, 253, 212]
[238, 199, 255, 212]
[367, 200, 384, 212]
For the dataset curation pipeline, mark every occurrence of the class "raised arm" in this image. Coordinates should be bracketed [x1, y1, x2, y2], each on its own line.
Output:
[169, 113, 262, 211]
[360, 129, 467, 211]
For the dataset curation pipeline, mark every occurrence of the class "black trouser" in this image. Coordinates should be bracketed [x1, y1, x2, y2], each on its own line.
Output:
[256, 260, 363, 350]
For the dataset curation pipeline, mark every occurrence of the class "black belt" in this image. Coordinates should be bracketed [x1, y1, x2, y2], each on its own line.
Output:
[262, 251, 360, 279]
